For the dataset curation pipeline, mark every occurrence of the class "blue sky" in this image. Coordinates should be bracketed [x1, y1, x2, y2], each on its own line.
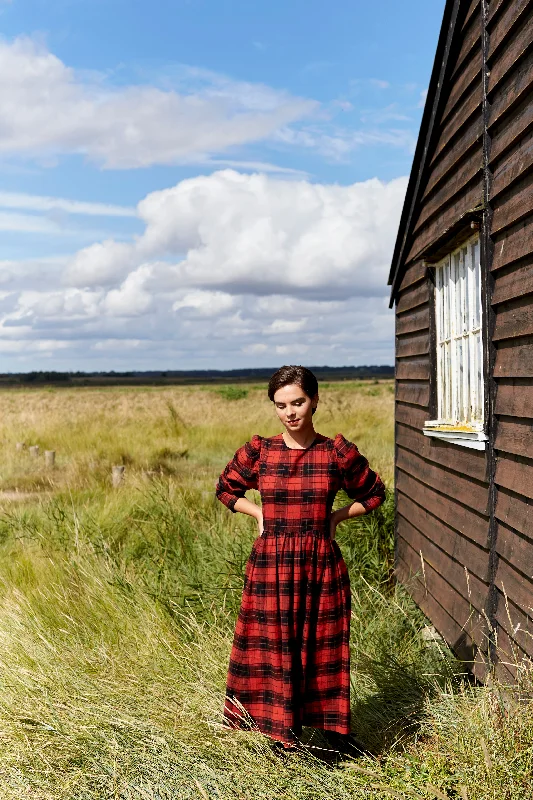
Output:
[0, 0, 445, 371]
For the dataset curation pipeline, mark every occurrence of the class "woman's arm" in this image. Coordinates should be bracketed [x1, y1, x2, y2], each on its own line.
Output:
[215, 436, 263, 535]
[332, 434, 386, 540]
[329, 501, 366, 540]
[233, 497, 263, 535]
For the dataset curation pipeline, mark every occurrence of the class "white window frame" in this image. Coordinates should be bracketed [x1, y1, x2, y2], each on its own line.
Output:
[424, 235, 487, 450]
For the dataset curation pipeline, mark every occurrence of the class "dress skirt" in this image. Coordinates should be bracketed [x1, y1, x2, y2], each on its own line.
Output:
[223, 529, 351, 744]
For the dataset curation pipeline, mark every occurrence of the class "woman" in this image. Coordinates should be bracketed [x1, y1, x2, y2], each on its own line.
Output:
[216, 365, 385, 749]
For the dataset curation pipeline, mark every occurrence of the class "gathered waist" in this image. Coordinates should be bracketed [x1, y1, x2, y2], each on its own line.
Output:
[261, 520, 331, 539]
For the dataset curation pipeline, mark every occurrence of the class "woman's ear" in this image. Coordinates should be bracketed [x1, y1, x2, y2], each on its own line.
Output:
[311, 394, 319, 415]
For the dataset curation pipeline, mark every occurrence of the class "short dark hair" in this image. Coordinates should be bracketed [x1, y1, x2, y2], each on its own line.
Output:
[267, 365, 319, 402]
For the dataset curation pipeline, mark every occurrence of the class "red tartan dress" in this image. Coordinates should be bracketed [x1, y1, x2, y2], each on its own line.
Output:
[216, 432, 385, 745]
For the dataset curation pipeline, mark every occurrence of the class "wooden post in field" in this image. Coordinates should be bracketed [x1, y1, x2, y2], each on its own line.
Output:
[112, 465, 125, 487]
[15, 442, 26, 452]
[29, 445, 39, 458]
[45, 450, 56, 468]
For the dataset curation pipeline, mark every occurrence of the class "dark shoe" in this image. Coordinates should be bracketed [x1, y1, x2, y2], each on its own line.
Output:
[271, 739, 300, 757]
[323, 731, 368, 759]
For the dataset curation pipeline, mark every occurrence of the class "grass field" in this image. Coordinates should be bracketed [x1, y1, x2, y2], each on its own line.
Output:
[0, 381, 530, 799]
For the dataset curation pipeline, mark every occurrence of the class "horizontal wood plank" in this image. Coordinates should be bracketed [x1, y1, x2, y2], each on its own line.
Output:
[397, 498, 490, 582]
[495, 336, 533, 377]
[398, 517, 488, 608]
[416, 152, 483, 232]
[495, 451, 533, 500]
[488, 0, 532, 60]
[396, 281, 430, 313]
[396, 556, 484, 668]
[397, 422, 488, 481]
[397, 517, 488, 621]
[431, 84, 482, 171]
[494, 591, 533, 660]
[493, 295, 533, 340]
[494, 555, 533, 619]
[425, 116, 483, 198]
[492, 257, 533, 303]
[406, 182, 483, 263]
[493, 622, 527, 680]
[495, 485, 533, 537]
[397, 261, 427, 293]
[454, 6, 481, 77]
[487, 0, 506, 24]
[396, 545, 488, 665]
[396, 469, 489, 546]
[490, 93, 533, 164]
[488, 6, 533, 91]
[395, 357, 430, 381]
[495, 417, 533, 459]
[396, 305, 430, 336]
[463, 0, 481, 29]
[495, 378, 533, 417]
[396, 381, 430, 407]
[492, 214, 533, 271]
[442, 49, 483, 124]
[488, 46, 533, 130]
[496, 518, 533, 568]
[397, 446, 489, 515]
[492, 171, 533, 234]
[491, 131, 533, 200]
[395, 402, 429, 430]
[396, 331, 430, 358]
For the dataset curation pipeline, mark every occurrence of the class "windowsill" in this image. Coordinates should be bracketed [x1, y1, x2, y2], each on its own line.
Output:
[423, 423, 488, 451]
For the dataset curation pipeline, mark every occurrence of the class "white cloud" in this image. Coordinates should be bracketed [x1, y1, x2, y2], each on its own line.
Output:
[0, 170, 404, 369]
[265, 319, 306, 334]
[242, 343, 268, 355]
[172, 290, 236, 316]
[102, 267, 153, 317]
[0, 211, 66, 233]
[0, 37, 316, 169]
[0, 191, 136, 217]
[65, 240, 136, 286]
[65, 169, 407, 300]
[274, 126, 416, 161]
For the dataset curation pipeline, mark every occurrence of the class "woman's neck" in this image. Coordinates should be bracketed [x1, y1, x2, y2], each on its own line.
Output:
[282, 425, 317, 450]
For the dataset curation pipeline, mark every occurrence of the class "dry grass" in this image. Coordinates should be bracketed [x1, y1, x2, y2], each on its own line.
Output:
[0, 381, 529, 799]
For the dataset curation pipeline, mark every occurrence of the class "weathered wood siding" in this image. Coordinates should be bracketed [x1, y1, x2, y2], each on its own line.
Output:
[394, 0, 533, 680]
[488, 0, 533, 680]
[395, 1, 491, 676]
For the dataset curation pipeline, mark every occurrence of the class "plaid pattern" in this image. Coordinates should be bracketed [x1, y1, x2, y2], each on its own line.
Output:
[216, 433, 385, 744]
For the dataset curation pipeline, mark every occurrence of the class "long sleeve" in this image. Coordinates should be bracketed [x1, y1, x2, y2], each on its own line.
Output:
[215, 435, 262, 512]
[334, 433, 386, 513]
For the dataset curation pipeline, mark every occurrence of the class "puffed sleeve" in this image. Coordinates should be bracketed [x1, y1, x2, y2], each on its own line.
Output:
[334, 433, 386, 513]
[215, 435, 262, 512]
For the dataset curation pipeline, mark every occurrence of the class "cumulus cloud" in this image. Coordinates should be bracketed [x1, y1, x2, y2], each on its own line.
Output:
[65, 169, 407, 299]
[0, 37, 316, 169]
[0, 170, 405, 369]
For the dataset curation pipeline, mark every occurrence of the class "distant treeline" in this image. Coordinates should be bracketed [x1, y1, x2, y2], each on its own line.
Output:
[0, 366, 394, 387]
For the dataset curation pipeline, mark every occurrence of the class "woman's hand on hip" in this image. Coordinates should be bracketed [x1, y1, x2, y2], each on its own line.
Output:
[329, 510, 340, 540]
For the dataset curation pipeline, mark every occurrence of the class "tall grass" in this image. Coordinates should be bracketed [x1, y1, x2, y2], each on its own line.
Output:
[0, 382, 530, 798]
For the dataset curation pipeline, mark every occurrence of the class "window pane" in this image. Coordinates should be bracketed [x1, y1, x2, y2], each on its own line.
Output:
[433, 236, 483, 427]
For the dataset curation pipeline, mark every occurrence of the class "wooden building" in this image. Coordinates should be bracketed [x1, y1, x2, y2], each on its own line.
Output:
[388, 0, 533, 681]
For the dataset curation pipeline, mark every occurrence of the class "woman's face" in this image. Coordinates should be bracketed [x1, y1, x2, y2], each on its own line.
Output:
[273, 383, 318, 434]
